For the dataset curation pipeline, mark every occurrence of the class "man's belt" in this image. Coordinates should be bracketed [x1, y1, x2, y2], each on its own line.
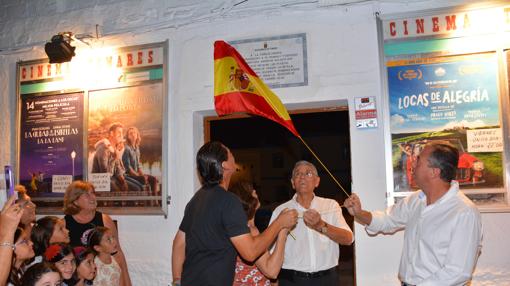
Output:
[280, 267, 336, 279]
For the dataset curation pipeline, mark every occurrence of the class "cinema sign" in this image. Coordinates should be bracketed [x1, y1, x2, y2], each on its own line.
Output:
[19, 45, 164, 83]
[383, 7, 510, 40]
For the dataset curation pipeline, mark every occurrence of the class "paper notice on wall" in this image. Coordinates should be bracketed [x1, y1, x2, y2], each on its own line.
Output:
[355, 97, 378, 129]
[89, 173, 111, 192]
[467, 128, 503, 152]
[52, 175, 73, 193]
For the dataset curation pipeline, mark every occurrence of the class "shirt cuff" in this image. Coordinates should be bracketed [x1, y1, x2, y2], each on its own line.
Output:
[365, 210, 385, 235]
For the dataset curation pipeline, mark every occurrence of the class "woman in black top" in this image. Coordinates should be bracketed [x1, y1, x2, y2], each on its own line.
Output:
[63, 181, 132, 286]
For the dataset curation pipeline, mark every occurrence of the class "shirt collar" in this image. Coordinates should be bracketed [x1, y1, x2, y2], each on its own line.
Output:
[419, 180, 459, 205]
[291, 193, 317, 210]
[436, 180, 459, 204]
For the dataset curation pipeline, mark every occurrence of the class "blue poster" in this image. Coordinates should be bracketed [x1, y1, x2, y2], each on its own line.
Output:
[388, 54, 503, 192]
[389, 55, 499, 133]
[19, 92, 84, 196]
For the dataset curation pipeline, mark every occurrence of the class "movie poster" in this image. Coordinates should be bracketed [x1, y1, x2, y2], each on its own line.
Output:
[388, 54, 504, 192]
[19, 92, 84, 198]
[87, 83, 163, 208]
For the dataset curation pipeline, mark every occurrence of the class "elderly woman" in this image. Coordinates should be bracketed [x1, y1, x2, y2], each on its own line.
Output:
[63, 181, 132, 286]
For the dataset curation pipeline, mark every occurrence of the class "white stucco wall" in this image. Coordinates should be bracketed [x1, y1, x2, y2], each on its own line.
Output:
[1, 0, 509, 285]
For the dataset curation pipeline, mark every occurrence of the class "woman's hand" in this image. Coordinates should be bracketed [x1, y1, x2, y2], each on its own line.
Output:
[0, 196, 23, 239]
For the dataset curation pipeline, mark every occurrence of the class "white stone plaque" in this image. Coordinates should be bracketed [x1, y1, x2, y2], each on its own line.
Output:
[231, 33, 308, 88]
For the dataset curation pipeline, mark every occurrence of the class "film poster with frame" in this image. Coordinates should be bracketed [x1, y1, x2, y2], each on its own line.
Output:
[16, 41, 168, 215]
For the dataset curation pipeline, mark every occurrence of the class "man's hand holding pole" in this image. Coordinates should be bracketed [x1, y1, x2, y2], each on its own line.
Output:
[344, 193, 373, 226]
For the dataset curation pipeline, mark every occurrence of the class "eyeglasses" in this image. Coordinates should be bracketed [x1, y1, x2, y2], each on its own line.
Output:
[14, 239, 30, 250]
[82, 190, 96, 197]
[292, 171, 316, 178]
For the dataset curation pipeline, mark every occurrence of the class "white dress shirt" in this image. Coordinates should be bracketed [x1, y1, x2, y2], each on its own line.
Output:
[270, 194, 353, 273]
[367, 181, 482, 286]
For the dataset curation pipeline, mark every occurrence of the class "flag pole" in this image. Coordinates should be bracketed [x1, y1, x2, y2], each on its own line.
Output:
[297, 136, 350, 198]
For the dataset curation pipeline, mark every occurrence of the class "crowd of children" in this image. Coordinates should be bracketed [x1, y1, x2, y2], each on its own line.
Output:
[1, 184, 124, 286]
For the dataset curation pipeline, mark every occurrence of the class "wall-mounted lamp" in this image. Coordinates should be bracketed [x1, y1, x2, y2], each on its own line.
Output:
[45, 32, 76, 64]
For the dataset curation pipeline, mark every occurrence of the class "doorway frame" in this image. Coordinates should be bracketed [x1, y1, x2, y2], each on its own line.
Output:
[203, 104, 356, 286]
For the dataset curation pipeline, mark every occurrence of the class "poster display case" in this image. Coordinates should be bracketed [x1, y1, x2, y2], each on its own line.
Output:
[16, 41, 168, 215]
[379, 5, 510, 211]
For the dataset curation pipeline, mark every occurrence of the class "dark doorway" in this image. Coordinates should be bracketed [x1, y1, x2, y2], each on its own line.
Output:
[206, 107, 354, 286]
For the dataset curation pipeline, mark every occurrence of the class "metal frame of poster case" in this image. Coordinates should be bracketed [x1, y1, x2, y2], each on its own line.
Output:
[376, 4, 510, 212]
[15, 41, 169, 216]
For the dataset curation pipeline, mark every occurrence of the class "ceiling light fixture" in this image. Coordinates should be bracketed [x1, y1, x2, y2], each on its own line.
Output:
[44, 32, 76, 64]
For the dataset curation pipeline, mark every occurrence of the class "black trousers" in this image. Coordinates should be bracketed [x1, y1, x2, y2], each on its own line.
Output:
[278, 267, 338, 286]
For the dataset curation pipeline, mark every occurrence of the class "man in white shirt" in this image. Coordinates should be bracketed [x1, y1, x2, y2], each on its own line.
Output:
[344, 142, 482, 286]
[270, 160, 354, 286]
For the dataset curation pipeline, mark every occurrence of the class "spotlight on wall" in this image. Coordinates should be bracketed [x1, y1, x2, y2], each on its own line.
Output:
[45, 32, 76, 64]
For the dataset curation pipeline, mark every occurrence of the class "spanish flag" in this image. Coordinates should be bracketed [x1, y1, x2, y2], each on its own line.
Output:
[214, 40, 300, 137]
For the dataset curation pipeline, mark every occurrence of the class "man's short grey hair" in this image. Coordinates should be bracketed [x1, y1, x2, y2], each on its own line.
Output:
[292, 160, 318, 176]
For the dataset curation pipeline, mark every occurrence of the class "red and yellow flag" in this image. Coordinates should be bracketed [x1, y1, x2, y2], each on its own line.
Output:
[214, 40, 300, 137]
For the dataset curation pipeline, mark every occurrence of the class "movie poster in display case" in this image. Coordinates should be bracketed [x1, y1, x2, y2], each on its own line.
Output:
[16, 41, 168, 215]
[380, 5, 510, 210]
[87, 83, 163, 209]
[388, 54, 504, 196]
[19, 92, 84, 198]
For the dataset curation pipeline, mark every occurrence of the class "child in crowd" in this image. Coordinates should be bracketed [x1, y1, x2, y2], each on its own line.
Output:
[21, 262, 62, 286]
[88, 226, 121, 286]
[44, 243, 77, 286]
[8, 228, 35, 286]
[73, 246, 96, 286]
[31, 216, 70, 266]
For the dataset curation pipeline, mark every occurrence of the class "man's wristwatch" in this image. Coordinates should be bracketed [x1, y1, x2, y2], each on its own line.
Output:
[320, 221, 328, 234]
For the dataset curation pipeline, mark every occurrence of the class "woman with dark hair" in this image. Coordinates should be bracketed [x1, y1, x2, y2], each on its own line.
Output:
[171, 141, 297, 286]
[229, 181, 289, 285]
[7, 227, 35, 286]
[21, 262, 61, 286]
[195, 141, 229, 186]
[63, 181, 131, 286]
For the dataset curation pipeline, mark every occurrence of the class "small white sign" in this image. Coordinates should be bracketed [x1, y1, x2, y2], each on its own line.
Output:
[355, 97, 378, 129]
[52, 175, 73, 193]
[467, 128, 503, 152]
[89, 173, 111, 192]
